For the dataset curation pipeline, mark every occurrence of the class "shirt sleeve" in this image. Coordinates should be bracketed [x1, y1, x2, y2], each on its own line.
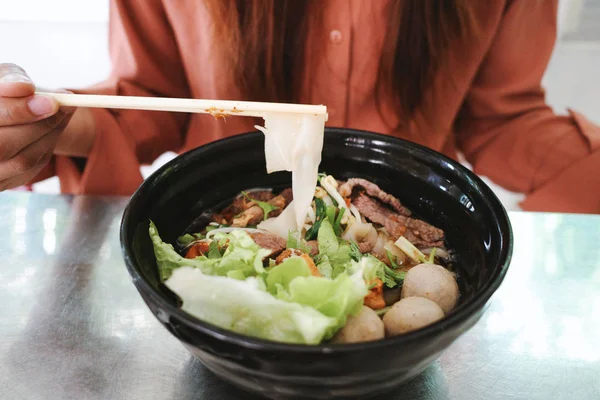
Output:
[455, 0, 600, 213]
[52, 0, 191, 195]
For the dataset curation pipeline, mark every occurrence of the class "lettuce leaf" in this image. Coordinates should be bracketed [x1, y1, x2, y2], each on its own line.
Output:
[149, 221, 270, 281]
[315, 254, 333, 278]
[317, 218, 352, 277]
[286, 231, 311, 254]
[275, 268, 368, 339]
[165, 267, 337, 344]
[265, 257, 311, 295]
[177, 233, 204, 248]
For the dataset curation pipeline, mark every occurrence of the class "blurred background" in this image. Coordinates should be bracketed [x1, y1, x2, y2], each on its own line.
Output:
[1, 0, 598, 211]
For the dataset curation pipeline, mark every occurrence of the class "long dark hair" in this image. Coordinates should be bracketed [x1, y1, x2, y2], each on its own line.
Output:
[206, 0, 474, 129]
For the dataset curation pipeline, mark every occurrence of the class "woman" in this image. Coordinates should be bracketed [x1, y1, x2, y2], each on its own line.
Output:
[0, 0, 598, 212]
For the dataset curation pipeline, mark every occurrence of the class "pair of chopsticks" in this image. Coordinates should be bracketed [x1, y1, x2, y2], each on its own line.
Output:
[36, 92, 328, 118]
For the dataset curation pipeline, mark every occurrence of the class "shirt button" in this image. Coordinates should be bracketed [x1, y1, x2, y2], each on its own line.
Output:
[329, 30, 343, 44]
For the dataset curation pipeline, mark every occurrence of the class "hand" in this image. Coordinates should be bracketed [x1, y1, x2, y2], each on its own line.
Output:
[0, 63, 75, 191]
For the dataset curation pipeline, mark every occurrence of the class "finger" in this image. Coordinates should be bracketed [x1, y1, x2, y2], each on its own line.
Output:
[0, 107, 73, 161]
[0, 94, 60, 127]
[0, 63, 35, 98]
[0, 126, 62, 181]
[0, 154, 52, 191]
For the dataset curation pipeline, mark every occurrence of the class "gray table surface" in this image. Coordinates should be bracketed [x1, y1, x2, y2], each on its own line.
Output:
[0, 192, 598, 400]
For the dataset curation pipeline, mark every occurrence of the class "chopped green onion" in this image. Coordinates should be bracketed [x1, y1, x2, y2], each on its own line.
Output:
[325, 206, 337, 229]
[385, 249, 399, 269]
[305, 198, 327, 240]
[227, 270, 246, 280]
[428, 247, 437, 264]
[333, 207, 346, 237]
[394, 236, 427, 264]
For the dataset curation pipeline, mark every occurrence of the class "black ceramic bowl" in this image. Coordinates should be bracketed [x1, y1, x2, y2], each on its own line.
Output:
[120, 128, 512, 399]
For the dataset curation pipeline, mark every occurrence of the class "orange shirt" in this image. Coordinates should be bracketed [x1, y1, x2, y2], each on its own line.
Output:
[46, 0, 600, 213]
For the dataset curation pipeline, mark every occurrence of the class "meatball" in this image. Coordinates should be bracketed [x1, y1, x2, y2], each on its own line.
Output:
[400, 263, 459, 314]
[383, 297, 444, 336]
[330, 306, 385, 344]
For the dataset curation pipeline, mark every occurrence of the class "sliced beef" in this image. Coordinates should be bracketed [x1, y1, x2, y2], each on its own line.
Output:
[232, 194, 287, 227]
[231, 206, 262, 227]
[244, 190, 276, 202]
[248, 231, 286, 259]
[266, 195, 287, 217]
[352, 194, 402, 235]
[279, 187, 293, 205]
[352, 194, 444, 248]
[338, 178, 412, 216]
[402, 219, 445, 246]
[306, 240, 319, 256]
[358, 241, 375, 254]
[212, 190, 274, 225]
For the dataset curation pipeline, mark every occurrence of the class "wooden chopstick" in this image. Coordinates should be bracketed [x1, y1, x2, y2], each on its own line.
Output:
[36, 92, 328, 118]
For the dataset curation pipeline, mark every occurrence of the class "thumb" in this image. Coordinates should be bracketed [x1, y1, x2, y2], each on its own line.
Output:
[0, 63, 36, 98]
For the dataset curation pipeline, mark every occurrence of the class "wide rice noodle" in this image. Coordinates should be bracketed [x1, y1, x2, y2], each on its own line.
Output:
[256, 112, 327, 238]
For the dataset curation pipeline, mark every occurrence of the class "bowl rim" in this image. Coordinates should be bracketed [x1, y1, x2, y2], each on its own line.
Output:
[120, 127, 513, 353]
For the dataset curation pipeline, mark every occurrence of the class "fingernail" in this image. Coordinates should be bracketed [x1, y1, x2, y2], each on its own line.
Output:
[0, 72, 33, 84]
[28, 95, 55, 116]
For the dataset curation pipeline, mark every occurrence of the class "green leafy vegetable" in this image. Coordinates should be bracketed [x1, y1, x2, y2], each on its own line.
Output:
[227, 270, 246, 280]
[207, 240, 221, 259]
[315, 254, 333, 278]
[286, 231, 311, 254]
[355, 254, 402, 289]
[384, 265, 406, 283]
[305, 198, 327, 240]
[275, 269, 368, 340]
[242, 191, 279, 220]
[359, 255, 384, 282]
[325, 205, 337, 229]
[317, 218, 352, 277]
[348, 240, 363, 262]
[165, 267, 337, 344]
[149, 221, 270, 281]
[333, 207, 346, 236]
[265, 257, 311, 295]
[317, 218, 338, 255]
[177, 233, 201, 248]
[324, 205, 345, 237]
